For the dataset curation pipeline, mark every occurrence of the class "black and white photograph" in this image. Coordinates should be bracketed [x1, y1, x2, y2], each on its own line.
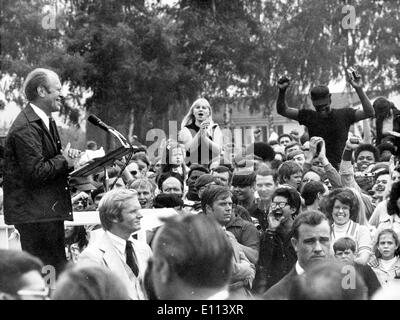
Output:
[1, 0, 400, 309]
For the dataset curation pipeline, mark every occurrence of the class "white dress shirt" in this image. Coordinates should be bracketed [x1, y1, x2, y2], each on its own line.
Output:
[295, 261, 305, 275]
[105, 231, 136, 264]
[30, 103, 49, 130]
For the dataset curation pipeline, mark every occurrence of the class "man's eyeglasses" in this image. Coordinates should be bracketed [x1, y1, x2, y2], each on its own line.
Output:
[270, 202, 289, 210]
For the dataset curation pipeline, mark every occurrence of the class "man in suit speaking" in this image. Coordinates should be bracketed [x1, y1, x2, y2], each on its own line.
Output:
[3, 68, 81, 274]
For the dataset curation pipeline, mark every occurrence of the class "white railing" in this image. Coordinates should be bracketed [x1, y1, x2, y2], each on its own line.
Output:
[0, 208, 178, 249]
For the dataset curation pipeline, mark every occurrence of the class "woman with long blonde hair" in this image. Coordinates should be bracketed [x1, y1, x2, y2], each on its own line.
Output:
[179, 98, 222, 168]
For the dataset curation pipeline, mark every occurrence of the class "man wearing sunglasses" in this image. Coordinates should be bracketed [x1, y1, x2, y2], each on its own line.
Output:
[253, 187, 301, 295]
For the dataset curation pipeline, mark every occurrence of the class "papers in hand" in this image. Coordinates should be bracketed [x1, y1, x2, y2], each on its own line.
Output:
[77, 147, 106, 167]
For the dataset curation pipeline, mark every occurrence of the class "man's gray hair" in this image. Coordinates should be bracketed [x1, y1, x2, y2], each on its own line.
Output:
[23, 68, 58, 101]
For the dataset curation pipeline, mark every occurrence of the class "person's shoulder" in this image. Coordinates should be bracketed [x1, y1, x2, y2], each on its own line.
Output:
[262, 268, 296, 300]
[332, 107, 357, 118]
[298, 109, 315, 116]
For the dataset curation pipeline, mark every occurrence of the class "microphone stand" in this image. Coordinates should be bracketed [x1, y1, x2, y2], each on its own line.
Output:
[106, 126, 135, 191]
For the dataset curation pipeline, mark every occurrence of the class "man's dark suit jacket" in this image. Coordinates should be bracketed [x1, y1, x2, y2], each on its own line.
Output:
[262, 267, 297, 300]
[3, 104, 73, 224]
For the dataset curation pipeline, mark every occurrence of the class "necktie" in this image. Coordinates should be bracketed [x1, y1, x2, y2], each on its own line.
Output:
[49, 117, 61, 150]
[49, 117, 57, 140]
[125, 240, 139, 277]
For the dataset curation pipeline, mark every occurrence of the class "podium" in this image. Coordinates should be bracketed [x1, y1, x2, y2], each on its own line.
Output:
[70, 145, 134, 178]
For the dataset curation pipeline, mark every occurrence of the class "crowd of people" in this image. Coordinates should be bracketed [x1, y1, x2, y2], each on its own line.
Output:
[0, 68, 400, 300]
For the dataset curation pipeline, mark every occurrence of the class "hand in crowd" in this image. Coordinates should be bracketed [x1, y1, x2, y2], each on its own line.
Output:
[304, 136, 323, 162]
[71, 191, 89, 205]
[389, 155, 397, 175]
[267, 213, 284, 232]
[315, 137, 329, 165]
[200, 119, 211, 137]
[346, 67, 363, 89]
[62, 142, 82, 168]
[368, 254, 379, 268]
[277, 76, 290, 90]
[345, 135, 362, 150]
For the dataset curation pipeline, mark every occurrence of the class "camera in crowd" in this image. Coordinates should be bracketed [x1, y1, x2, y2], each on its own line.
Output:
[349, 137, 360, 144]
[347, 67, 361, 81]
[251, 217, 262, 231]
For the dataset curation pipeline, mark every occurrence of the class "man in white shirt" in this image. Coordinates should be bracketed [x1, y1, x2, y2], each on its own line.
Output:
[78, 189, 152, 300]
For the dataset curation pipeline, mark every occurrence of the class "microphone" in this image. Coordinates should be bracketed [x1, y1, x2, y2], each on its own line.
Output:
[88, 114, 131, 148]
[88, 115, 112, 132]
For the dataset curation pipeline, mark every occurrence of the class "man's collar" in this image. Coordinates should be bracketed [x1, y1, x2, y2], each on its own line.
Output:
[295, 261, 305, 275]
[30, 103, 50, 130]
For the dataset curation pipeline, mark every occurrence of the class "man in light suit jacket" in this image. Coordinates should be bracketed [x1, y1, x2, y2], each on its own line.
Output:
[78, 189, 152, 300]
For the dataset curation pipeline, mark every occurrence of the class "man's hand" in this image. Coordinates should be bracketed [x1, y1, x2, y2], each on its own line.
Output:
[346, 67, 363, 90]
[267, 213, 284, 232]
[305, 136, 322, 161]
[315, 137, 329, 165]
[277, 76, 290, 90]
[72, 191, 89, 204]
[345, 135, 362, 151]
[62, 142, 82, 168]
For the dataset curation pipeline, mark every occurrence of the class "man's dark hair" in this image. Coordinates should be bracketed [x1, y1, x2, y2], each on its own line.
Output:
[201, 185, 232, 213]
[333, 237, 357, 253]
[231, 171, 256, 188]
[187, 164, 209, 179]
[374, 97, 396, 145]
[256, 168, 277, 183]
[284, 142, 301, 153]
[246, 142, 275, 162]
[212, 165, 233, 183]
[354, 144, 380, 163]
[301, 181, 326, 206]
[0, 249, 44, 296]
[289, 261, 367, 300]
[277, 160, 302, 184]
[272, 187, 301, 216]
[154, 215, 233, 289]
[53, 265, 130, 300]
[268, 140, 279, 146]
[153, 193, 184, 209]
[373, 169, 390, 183]
[292, 210, 329, 240]
[377, 142, 396, 157]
